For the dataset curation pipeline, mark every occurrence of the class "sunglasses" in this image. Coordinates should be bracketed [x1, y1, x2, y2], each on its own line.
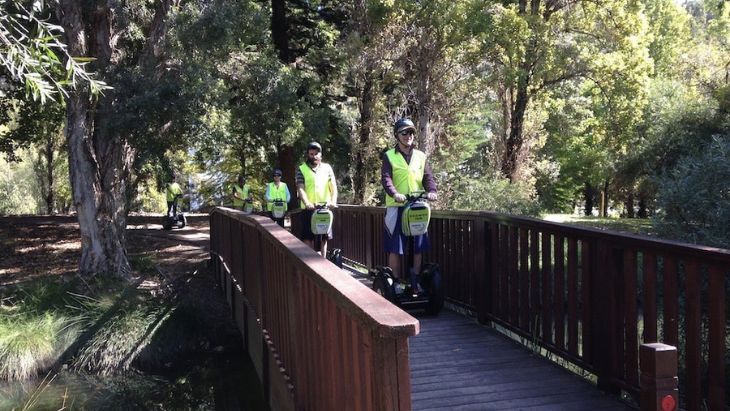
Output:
[273, 174, 282, 177]
[399, 130, 415, 136]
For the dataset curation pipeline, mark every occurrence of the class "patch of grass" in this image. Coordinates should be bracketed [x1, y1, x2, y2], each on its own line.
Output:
[542, 214, 656, 237]
[129, 255, 157, 276]
[0, 312, 78, 381]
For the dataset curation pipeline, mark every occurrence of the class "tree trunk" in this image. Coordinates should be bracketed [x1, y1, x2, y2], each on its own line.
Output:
[271, 0, 291, 63]
[500, 68, 530, 181]
[57, 0, 173, 277]
[638, 190, 648, 218]
[584, 182, 594, 216]
[277, 144, 296, 210]
[44, 136, 54, 214]
[625, 191, 634, 218]
[601, 179, 609, 217]
[352, 74, 375, 204]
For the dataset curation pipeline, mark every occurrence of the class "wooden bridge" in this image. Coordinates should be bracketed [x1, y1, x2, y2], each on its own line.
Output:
[209, 206, 729, 410]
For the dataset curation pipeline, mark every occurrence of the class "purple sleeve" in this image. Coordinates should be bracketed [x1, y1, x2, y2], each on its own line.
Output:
[381, 157, 398, 196]
[423, 161, 437, 193]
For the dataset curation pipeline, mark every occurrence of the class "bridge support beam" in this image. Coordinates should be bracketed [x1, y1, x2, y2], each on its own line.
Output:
[640, 343, 678, 411]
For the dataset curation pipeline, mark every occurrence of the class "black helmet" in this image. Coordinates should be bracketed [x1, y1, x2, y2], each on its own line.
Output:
[273, 168, 282, 176]
[393, 118, 416, 135]
[307, 141, 322, 152]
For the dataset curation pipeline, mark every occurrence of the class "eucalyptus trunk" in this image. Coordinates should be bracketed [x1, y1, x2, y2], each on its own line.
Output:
[57, 0, 175, 277]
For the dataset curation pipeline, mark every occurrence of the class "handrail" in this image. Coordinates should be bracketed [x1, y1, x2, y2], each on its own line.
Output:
[210, 207, 418, 410]
[321, 204, 728, 410]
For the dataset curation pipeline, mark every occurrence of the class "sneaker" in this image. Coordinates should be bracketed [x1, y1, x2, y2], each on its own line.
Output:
[394, 282, 406, 295]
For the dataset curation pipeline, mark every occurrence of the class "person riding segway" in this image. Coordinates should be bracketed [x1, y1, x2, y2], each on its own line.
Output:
[265, 168, 291, 227]
[295, 142, 340, 260]
[371, 118, 443, 314]
[231, 174, 252, 212]
[162, 172, 187, 230]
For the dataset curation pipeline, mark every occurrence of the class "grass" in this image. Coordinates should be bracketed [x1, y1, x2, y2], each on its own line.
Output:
[542, 214, 656, 237]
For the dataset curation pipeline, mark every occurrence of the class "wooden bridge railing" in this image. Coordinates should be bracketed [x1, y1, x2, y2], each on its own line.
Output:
[209, 208, 419, 411]
[320, 205, 728, 410]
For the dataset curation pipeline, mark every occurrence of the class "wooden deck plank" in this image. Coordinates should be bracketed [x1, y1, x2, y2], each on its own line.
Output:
[410, 310, 631, 410]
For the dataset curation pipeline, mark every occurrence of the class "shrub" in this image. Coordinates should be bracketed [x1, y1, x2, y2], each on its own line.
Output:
[653, 135, 730, 248]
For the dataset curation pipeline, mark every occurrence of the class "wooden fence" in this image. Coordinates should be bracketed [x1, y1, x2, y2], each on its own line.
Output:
[322, 205, 729, 410]
[209, 208, 418, 411]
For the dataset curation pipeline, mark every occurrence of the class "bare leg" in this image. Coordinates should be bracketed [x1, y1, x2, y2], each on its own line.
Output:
[413, 253, 423, 275]
[388, 252, 401, 280]
[321, 238, 328, 257]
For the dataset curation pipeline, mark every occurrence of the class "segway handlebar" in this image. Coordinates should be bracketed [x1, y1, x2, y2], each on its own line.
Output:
[404, 191, 428, 203]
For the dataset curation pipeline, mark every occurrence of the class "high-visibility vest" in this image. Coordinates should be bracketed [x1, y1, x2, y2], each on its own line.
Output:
[267, 182, 289, 212]
[384, 148, 426, 207]
[233, 183, 250, 207]
[299, 163, 332, 208]
[166, 182, 182, 202]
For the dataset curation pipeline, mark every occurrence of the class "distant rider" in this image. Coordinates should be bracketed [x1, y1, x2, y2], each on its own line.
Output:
[231, 174, 252, 211]
[265, 168, 291, 227]
[296, 141, 338, 256]
[166, 172, 184, 217]
[381, 118, 438, 294]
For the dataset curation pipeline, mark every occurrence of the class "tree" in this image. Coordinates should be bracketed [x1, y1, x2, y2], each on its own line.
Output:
[54, 0, 183, 277]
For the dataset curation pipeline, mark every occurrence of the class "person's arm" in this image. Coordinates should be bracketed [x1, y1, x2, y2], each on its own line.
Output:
[231, 185, 241, 200]
[264, 184, 272, 202]
[284, 184, 291, 203]
[423, 161, 438, 200]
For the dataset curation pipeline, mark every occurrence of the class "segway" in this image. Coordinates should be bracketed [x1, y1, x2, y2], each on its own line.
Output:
[242, 198, 254, 215]
[162, 194, 187, 230]
[370, 192, 444, 315]
[311, 204, 343, 268]
[271, 199, 286, 219]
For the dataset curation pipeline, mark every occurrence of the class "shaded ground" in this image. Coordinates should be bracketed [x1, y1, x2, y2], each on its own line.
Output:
[0, 215, 210, 286]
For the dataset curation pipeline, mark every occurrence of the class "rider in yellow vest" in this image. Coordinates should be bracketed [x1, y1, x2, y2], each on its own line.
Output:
[382, 118, 438, 294]
[166, 172, 184, 217]
[265, 168, 291, 227]
[296, 141, 338, 255]
[231, 174, 252, 210]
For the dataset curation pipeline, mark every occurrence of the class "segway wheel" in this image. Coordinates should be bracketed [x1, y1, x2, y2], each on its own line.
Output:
[328, 248, 343, 268]
[177, 214, 187, 229]
[421, 265, 444, 315]
[162, 217, 173, 230]
[372, 275, 395, 303]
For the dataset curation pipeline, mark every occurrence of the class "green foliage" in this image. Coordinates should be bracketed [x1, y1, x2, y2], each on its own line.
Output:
[444, 170, 540, 216]
[654, 135, 730, 247]
[0, 0, 109, 102]
[0, 149, 38, 215]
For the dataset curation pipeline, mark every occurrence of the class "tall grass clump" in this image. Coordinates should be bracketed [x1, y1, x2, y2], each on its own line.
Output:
[0, 312, 72, 381]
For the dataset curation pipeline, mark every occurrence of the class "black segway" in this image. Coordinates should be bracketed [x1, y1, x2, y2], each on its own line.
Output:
[311, 204, 343, 268]
[370, 192, 444, 315]
[162, 194, 187, 230]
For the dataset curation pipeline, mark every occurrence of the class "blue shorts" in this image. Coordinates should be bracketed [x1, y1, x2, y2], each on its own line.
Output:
[383, 206, 430, 255]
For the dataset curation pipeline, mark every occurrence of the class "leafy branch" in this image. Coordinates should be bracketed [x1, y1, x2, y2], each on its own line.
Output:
[0, 0, 110, 103]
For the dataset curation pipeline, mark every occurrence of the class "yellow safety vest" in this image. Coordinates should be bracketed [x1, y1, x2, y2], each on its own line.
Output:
[299, 163, 332, 208]
[233, 183, 250, 207]
[385, 148, 426, 207]
[267, 182, 289, 212]
[166, 182, 182, 202]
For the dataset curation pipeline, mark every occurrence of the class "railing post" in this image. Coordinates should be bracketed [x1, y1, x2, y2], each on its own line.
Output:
[371, 334, 411, 411]
[640, 343, 678, 411]
[590, 239, 622, 394]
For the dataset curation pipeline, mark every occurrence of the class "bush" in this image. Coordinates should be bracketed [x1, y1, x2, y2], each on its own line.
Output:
[653, 135, 730, 248]
[445, 172, 541, 216]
